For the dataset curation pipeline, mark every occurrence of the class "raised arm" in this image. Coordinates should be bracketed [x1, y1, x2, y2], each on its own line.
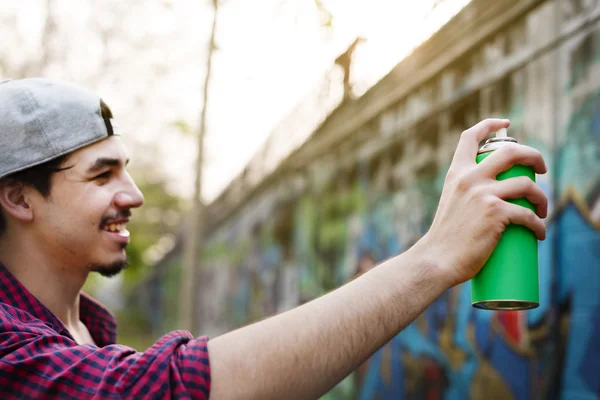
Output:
[207, 119, 548, 400]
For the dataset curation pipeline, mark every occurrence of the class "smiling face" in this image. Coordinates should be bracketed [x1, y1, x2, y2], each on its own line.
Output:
[30, 136, 144, 277]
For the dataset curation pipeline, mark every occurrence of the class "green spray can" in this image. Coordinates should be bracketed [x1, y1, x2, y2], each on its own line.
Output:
[471, 128, 539, 310]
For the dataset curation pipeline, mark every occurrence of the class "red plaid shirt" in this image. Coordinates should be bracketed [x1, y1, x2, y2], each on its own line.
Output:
[0, 264, 211, 399]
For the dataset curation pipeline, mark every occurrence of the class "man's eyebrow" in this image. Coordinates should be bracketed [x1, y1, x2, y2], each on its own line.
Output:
[86, 157, 130, 174]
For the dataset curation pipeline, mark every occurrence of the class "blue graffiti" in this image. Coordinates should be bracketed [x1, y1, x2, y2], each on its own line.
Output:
[556, 201, 600, 398]
[355, 198, 600, 399]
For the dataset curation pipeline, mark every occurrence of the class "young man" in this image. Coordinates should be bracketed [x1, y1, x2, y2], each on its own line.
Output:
[0, 78, 548, 399]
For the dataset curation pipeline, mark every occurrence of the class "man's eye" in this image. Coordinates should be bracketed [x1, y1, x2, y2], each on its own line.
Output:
[96, 171, 111, 180]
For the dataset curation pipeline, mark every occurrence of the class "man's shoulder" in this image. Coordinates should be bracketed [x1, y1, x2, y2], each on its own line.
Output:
[0, 301, 80, 370]
[0, 301, 52, 333]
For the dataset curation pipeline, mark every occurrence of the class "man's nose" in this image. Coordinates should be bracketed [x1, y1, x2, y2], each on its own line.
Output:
[114, 178, 144, 209]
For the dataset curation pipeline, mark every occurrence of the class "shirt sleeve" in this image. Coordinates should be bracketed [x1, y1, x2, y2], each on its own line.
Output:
[0, 326, 211, 399]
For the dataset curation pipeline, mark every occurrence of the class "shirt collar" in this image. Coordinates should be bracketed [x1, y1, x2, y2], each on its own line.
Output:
[0, 263, 117, 346]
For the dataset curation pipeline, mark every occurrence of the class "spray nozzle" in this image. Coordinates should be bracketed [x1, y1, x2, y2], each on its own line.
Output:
[496, 128, 508, 138]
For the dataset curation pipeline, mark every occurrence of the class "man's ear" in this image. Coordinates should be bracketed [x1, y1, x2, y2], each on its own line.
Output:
[0, 180, 34, 223]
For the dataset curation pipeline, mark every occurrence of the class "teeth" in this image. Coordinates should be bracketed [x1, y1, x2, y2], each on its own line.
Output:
[104, 223, 125, 232]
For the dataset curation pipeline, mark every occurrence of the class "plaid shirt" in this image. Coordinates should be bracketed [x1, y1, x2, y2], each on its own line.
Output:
[0, 264, 211, 399]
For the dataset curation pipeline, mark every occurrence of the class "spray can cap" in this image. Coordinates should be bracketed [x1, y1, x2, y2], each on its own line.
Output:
[477, 128, 517, 154]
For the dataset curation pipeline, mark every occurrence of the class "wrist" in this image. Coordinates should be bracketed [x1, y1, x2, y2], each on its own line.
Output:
[406, 233, 457, 291]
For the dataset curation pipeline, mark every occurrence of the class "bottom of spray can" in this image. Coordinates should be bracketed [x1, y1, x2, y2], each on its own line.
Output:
[472, 300, 539, 311]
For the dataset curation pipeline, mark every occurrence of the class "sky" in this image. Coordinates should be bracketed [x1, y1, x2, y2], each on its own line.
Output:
[1, 0, 471, 201]
[203, 0, 471, 201]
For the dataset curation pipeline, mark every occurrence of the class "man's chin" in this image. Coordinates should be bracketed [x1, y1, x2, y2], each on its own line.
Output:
[89, 260, 128, 278]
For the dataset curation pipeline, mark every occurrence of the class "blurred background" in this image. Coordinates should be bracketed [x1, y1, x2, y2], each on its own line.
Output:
[2, 0, 599, 398]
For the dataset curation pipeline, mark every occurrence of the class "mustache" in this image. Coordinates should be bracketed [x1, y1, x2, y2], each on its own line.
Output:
[100, 210, 131, 227]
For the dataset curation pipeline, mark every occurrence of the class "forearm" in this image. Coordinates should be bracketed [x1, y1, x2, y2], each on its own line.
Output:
[207, 236, 450, 400]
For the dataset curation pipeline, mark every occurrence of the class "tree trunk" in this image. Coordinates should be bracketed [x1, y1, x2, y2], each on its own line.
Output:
[179, 0, 219, 333]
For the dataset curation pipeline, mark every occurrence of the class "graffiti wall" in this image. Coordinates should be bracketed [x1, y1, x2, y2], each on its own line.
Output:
[141, 0, 600, 398]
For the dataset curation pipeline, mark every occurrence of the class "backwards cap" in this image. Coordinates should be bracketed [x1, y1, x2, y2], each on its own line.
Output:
[0, 78, 116, 179]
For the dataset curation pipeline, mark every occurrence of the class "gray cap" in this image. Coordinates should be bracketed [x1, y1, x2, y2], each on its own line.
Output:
[0, 78, 115, 180]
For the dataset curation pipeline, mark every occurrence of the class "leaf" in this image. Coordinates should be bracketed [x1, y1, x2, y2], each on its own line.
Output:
[314, 0, 333, 29]
[172, 120, 193, 135]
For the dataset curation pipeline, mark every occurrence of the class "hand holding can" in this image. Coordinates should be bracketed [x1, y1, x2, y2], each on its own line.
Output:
[420, 119, 548, 295]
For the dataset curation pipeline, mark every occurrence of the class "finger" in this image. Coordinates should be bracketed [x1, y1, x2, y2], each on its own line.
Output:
[452, 119, 510, 166]
[478, 143, 547, 177]
[491, 176, 548, 218]
[503, 202, 546, 240]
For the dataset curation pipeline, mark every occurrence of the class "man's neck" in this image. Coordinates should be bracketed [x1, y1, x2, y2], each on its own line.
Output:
[0, 235, 88, 330]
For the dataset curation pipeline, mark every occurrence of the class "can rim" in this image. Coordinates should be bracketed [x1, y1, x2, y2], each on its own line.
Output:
[478, 136, 518, 154]
[472, 300, 539, 310]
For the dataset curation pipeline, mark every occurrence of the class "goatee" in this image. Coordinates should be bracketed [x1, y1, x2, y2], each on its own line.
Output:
[89, 260, 128, 278]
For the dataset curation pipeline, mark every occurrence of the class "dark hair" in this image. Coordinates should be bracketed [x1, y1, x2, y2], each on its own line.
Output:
[0, 155, 70, 236]
[0, 99, 114, 236]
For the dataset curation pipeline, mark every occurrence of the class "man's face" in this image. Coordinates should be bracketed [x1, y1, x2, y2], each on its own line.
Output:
[31, 136, 144, 277]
